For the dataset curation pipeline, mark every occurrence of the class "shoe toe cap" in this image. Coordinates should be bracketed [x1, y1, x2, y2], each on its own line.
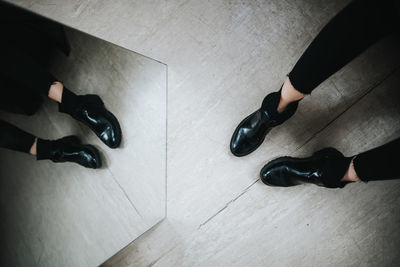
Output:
[100, 124, 121, 148]
[260, 163, 291, 187]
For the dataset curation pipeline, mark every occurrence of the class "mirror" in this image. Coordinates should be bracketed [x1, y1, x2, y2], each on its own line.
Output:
[0, 2, 166, 266]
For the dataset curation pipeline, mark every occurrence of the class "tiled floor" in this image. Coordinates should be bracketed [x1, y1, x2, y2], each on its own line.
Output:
[8, 0, 400, 266]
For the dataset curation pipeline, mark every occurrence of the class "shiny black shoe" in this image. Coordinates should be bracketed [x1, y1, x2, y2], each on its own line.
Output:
[230, 90, 298, 157]
[260, 148, 352, 188]
[60, 92, 122, 148]
[37, 136, 102, 169]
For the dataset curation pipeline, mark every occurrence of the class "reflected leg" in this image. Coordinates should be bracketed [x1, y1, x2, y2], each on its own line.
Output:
[0, 120, 101, 169]
[0, 120, 36, 154]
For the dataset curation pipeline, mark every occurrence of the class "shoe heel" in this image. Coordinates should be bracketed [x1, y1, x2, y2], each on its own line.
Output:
[313, 147, 343, 158]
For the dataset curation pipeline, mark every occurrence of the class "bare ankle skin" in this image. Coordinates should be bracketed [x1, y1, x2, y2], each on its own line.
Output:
[48, 81, 64, 103]
[277, 76, 305, 113]
[30, 137, 38, 156]
[341, 157, 361, 182]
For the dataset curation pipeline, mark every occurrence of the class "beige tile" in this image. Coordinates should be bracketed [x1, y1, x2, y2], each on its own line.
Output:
[7, 0, 400, 266]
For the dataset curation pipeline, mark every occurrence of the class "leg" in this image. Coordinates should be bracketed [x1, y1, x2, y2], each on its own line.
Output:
[231, 0, 397, 157]
[0, 120, 36, 154]
[351, 138, 400, 181]
[0, 73, 43, 115]
[260, 138, 400, 188]
[0, 120, 101, 168]
[0, 47, 121, 148]
[280, 0, 397, 110]
[0, 46, 57, 97]
[290, 0, 396, 95]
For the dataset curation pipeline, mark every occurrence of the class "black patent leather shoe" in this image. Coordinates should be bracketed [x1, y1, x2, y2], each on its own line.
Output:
[230, 91, 298, 157]
[260, 148, 351, 188]
[39, 136, 101, 169]
[61, 94, 122, 148]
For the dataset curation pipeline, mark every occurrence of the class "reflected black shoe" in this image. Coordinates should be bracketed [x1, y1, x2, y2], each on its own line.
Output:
[37, 136, 102, 169]
[230, 90, 298, 157]
[260, 148, 352, 188]
[59, 89, 122, 148]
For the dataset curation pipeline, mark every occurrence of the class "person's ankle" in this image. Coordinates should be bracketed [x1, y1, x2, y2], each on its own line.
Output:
[48, 81, 64, 103]
[29, 137, 38, 156]
[277, 77, 305, 113]
[341, 157, 361, 182]
[58, 88, 79, 114]
[277, 97, 289, 113]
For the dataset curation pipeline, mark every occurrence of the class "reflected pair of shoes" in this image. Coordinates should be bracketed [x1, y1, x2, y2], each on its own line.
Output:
[37, 89, 122, 169]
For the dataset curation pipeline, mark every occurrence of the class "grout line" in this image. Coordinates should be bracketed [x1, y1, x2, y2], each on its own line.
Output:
[147, 245, 177, 267]
[165, 64, 168, 218]
[198, 179, 259, 229]
[292, 65, 400, 154]
[108, 169, 143, 218]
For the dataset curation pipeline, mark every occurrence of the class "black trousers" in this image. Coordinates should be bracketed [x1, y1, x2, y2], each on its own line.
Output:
[0, 2, 62, 154]
[354, 138, 400, 182]
[288, 0, 398, 94]
[0, 49, 56, 153]
[287, 0, 400, 182]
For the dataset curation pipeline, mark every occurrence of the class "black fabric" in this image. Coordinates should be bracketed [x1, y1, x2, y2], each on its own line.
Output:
[0, 120, 35, 153]
[353, 137, 400, 182]
[36, 138, 54, 160]
[0, 73, 43, 115]
[58, 88, 79, 114]
[321, 156, 352, 188]
[0, 0, 69, 114]
[288, 0, 398, 94]
[0, 2, 72, 155]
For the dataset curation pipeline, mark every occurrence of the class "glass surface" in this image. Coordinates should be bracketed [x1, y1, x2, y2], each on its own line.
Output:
[0, 4, 166, 266]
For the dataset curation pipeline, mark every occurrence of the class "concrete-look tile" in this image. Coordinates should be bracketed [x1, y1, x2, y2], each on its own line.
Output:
[139, 68, 400, 267]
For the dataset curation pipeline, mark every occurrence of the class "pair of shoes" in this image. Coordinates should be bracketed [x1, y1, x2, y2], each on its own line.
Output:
[38, 91, 122, 169]
[230, 90, 350, 188]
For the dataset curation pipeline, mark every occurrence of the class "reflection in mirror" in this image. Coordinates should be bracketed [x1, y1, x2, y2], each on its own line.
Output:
[0, 2, 166, 266]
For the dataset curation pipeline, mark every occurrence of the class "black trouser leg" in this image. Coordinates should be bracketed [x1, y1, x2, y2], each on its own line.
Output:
[0, 46, 57, 97]
[353, 138, 400, 181]
[288, 0, 397, 94]
[0, 120, 35, 154]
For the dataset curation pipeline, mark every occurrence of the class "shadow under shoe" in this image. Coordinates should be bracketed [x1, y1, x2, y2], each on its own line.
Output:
[230, 91, 298, 157]
[37, 136, 102, 169]
[59, 90, 122, 149]
[260, 147, 352, 188]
